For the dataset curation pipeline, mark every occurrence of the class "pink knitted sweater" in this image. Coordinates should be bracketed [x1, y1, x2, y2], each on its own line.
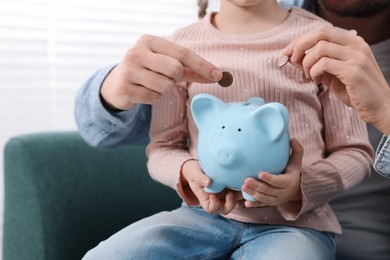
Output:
[146, 7, 373, 234]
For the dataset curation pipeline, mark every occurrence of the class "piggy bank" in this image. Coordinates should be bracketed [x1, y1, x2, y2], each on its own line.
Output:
[191, 94, 290, 201]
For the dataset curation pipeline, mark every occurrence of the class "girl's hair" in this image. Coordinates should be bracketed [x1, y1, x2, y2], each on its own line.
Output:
[197, 0, 208, 19]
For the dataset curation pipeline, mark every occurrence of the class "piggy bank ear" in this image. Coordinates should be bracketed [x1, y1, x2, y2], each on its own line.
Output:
[246, 97, 265, 106]
[251, 103, 289, 142]
[191, 94, 227, 128]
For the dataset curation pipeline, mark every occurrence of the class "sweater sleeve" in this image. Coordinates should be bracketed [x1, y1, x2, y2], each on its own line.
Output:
[146, 84, 195, 201]
[278, 86, 374, 220]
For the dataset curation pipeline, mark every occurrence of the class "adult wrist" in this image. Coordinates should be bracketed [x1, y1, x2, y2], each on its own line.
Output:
[99, 93, 126, 113]
[376, 91, 390, 135]
[379, 111, 390, 136]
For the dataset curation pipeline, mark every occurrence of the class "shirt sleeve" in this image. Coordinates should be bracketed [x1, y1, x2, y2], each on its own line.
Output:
[278, 87, 374, 220]
[146, 84, 195, 200]
[373, 135, 390, 178]
[74, 65, 151, 148]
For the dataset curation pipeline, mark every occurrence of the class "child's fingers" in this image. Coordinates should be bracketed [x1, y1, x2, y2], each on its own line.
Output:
[218, 191, 236, 215]
[244, 200, 267, 208]
[243, 177, 278, 195]
[183, 160, 211, 187]
[245, 190, 277, 206]
[288, 138, 304, 169]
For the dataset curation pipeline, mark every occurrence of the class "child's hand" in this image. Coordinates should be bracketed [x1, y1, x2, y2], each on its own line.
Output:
[242, 138, 303, 208]
[181, 160, 243, 215]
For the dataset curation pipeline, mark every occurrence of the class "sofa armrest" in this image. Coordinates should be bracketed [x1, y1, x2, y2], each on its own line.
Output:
[3, 131, 182, 260]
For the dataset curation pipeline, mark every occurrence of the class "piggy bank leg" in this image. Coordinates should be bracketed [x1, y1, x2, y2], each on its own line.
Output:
[204, 182, 225, 194]
[242, 191, 256, 202]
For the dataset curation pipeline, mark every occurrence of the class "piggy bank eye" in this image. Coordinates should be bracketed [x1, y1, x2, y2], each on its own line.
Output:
[222, 126, 225, 129]
[238, 128, 241, 132]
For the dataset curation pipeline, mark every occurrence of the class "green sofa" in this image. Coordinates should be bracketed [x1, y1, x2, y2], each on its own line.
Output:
[3, 131, 182, 260]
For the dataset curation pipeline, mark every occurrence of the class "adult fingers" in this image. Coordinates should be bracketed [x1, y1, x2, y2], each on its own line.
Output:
[122, 84, 161, 105]
[301, 40, 350, 79]
[309, 57, 348, 85]
[128, 66, 175, 92]
[143, 35, 223, 82]
[309, 57, 356, 106]
[142, 52, 220, 84]
[284, 26, 356, 66]
[141, 51, 186, 82]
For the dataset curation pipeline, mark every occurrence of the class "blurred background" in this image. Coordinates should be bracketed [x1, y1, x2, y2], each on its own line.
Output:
[0, 0, 222, 256]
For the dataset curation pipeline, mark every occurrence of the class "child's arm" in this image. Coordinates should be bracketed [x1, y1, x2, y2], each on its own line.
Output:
[284, 88, 373, 220]
[243, 93, 373, 221]
[146, 84, 192, 189]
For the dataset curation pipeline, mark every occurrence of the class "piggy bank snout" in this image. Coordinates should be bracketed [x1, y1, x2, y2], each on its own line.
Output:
[213, 145, 239, 166]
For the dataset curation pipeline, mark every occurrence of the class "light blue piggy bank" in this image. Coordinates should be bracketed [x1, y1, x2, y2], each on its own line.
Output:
[191, 94, 290, 201]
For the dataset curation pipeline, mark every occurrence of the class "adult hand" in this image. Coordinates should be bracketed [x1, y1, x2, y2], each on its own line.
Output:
[181, 160, 243, 215]
[243, 138, 303, 208]
[283, 26, 390, 135]
[101, 35, 223, 111]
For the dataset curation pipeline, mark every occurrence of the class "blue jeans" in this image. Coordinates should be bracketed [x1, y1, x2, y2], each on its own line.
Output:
[374, 135, 390, 178]
[83, 205, 335, 260]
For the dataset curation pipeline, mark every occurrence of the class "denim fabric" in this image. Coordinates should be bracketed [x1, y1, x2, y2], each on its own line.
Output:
[83, 205, 335, 260]
[278, 0, 304, 9]
[374, 135, 390, 178]
[74, 65, 151, 148]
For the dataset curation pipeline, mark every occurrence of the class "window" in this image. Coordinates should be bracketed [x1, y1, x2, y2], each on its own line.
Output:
[0, 0, 199, 137]
[0, 0, 208, 250]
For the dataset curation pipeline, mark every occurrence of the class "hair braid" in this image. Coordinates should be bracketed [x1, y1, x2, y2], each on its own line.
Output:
[197, 0, 208, 19]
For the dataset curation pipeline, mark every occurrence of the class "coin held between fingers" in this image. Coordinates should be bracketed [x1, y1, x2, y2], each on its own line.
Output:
[277, 55, 289, 68]
[218, 71, 233, 87]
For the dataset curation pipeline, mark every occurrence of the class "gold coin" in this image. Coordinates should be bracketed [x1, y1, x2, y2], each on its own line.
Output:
[218, 71, 233, 87]
[277, 54, 289, 68]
